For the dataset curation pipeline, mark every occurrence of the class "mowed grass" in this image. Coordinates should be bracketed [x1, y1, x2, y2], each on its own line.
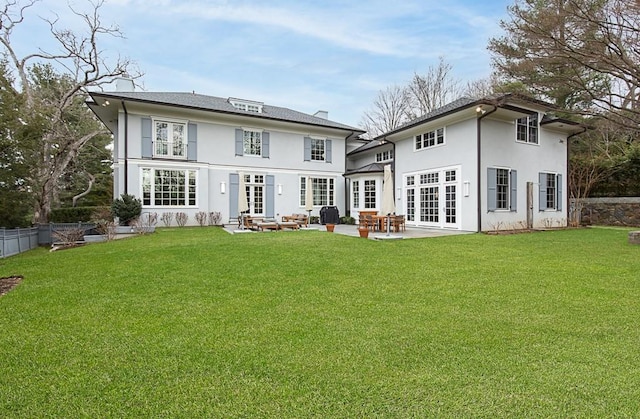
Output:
[0, 227, 639, 417]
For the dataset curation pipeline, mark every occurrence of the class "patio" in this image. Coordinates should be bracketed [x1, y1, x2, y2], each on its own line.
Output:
[224, 223, 472, 239]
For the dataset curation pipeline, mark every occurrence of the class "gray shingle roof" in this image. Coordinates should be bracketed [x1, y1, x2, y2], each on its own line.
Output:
[375, 96, 478, 140]
[89, 91, 363, 132]
[344, 162, 386, 176]
[348, 139, 390, 155]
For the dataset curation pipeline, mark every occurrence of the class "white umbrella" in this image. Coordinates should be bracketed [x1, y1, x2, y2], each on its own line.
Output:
[304, 176, 313, 226]
[238, 172, 249, 229]
[381, 164, 396, 234]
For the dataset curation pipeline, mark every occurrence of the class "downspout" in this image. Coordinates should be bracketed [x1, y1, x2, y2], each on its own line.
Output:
[121, 101, 129, 195]
[566, 126, 587, 221]
[476, 105, 497, 233]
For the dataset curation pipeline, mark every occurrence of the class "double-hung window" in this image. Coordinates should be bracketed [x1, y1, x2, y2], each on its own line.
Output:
[311, 139, 326, 161]
[539, 172, 562, 211]
[488, 167, 517, 212]
[352, 181, 360, 208]
[142, 168, 196, 206]
[516, 113, 538, 144]
[300, 176, 335, 206]
[243, 130, 262, 156]
[154, 120, 186, 158]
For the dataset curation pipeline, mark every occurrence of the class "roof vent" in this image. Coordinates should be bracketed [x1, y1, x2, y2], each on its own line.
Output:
[314, 110, 328, 120]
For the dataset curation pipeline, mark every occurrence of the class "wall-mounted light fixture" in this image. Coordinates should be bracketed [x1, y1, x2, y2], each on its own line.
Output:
[277, 184, 283, 195]
[475, 105, 486, 115]
[463, 181, 470, 197]
[220, 181, 226, 194]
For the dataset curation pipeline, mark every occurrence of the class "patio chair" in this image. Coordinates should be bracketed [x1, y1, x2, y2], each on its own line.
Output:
[392, 215, 406, 232]
[364, 215, 377, 231]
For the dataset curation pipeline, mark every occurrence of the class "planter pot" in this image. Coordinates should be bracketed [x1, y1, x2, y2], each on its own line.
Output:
[83, 234, 107, 243]
[326, 224, 335, 232]
[358, 228, 369, 238]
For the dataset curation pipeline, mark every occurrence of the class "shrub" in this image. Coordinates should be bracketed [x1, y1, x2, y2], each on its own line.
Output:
[195, 212, 207, 227]
[176, 212, 188, 227]
[90, 207, 116, 240]
[111, 194, 142, 226]
[132, 212, 158, 234]
[310, 216, 320, 224]
[208, 211, 222, 226]
[340, 216, 355, 225]
[160, 212, 174, 227]
[51, 227, 85, 247]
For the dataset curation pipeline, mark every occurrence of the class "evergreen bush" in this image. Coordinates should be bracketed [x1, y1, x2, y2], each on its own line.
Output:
[111, 194, 142, 226]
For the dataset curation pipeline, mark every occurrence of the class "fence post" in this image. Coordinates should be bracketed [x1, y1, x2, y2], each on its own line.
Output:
[1, 227, 4, 259]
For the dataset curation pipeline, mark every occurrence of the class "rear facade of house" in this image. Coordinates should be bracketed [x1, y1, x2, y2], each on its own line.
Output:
[345, 95, 583, 232]
[88, 87, 582, 231]
[88, 89, 363, 226]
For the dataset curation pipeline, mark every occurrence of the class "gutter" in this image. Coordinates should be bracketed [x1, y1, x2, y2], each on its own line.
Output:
[476, 105, 497, 233]
[122, 100, 129, 195]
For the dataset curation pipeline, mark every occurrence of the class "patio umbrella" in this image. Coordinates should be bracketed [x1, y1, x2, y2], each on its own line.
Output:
[304, 176, 313, 226]
[238, 172, 249, 229]
[381, 164, 396, 234]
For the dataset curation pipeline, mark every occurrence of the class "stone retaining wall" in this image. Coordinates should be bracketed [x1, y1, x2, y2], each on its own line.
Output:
[576, 197, 640, 227]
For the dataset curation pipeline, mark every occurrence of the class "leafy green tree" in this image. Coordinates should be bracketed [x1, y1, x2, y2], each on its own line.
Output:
[0, 60, 33, 227]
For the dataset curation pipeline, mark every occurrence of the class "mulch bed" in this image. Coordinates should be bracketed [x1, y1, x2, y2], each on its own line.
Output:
[0, 276, 23, 297]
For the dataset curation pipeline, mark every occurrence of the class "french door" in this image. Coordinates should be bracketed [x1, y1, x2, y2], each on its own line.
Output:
[244, 174, 264, 216]
[405, 168, 459, 229]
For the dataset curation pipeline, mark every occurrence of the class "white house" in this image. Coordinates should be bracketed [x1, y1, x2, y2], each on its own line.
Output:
[88, 87, 583, 231]
[345, 94, 585, 232]
[87, 89, 364, 225]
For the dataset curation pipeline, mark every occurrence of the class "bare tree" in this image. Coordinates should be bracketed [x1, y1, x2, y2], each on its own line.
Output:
[360, 84, 411, 138]
[0, 0, 140, 223]
[405, 57, 463, 120]
[462, 75, 505, 99]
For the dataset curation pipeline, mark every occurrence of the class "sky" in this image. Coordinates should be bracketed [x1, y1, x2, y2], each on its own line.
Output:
[8, 0, 513, 128]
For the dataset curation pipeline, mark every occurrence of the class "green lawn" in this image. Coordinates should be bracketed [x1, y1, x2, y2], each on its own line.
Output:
[1, 227, 639, 417]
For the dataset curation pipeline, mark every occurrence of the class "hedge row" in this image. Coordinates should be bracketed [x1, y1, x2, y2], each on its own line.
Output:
[49, 206, 110, 223]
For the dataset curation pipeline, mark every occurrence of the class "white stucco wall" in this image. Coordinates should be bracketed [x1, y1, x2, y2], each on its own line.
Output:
[112, 103, 351, 226]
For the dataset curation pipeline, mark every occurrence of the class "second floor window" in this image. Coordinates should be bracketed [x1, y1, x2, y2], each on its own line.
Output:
[375, 149, 394, 162]
[415, 128, 444, 151]
[516, 113, 538, 144]
[155, 120, 186, 158]
[311, 139, 326, 161]
[243, 130, 262, 156]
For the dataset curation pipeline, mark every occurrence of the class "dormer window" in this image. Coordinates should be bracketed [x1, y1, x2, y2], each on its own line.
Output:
[516, 113, 538, 144]
[229, 98, 263, 113]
